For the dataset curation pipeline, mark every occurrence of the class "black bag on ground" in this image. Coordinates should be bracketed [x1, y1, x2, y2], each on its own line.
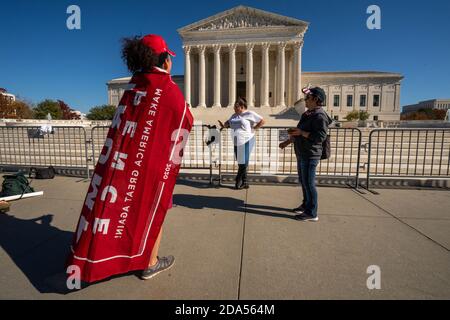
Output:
[29, 166, 56, 179]
[321, 135, 331, 160]
[0, 172, 35, 198]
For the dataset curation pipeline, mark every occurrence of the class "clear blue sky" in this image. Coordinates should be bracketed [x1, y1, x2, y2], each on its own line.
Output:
[1, 0, 449, 113]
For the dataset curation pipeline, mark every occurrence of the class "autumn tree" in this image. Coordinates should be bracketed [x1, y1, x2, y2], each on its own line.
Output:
[0, 95, 33, 119]
[33, 99, 63, 119]
[86, 105, 116, 120]
[58, 100, 80, 120]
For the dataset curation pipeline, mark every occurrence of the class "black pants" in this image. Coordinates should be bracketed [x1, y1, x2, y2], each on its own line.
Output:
[235, 164, 248, 187]
[234, 141, 252, 187]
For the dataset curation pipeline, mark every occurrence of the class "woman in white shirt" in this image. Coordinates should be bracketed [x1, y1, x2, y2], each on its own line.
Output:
[219, 97, 265, 189]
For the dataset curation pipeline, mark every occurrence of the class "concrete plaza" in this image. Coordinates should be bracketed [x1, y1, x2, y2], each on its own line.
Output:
[0, 176, 449, 299]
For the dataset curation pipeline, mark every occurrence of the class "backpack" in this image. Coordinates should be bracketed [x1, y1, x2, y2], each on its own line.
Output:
[29, 166, 56, 179]
[321, 134, 331, 160]
[321, 115, 333, 160]
[0, 172, 35, 198]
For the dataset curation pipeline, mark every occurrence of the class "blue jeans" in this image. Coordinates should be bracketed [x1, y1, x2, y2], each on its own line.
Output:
[299, 158, 320, 218]
[234, 139, 254, 186]
[296, 158, 307, 207]
[233, 138, 254, 165]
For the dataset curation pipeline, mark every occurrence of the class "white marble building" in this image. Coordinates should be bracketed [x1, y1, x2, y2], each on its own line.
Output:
[107, 6, 403, 125]
[0, 88, 16, 102]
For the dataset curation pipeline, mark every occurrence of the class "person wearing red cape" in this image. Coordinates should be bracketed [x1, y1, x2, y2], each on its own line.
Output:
[66, 34, 194, 283]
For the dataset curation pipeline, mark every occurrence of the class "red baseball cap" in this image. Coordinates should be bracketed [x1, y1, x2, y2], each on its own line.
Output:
[141, 34, 176, 57]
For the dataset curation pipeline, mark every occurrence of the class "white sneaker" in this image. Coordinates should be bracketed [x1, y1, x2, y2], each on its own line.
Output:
[294, 214, 319, 222]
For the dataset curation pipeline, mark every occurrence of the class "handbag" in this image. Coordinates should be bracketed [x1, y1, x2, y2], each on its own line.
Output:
[29, 166, 56, 179]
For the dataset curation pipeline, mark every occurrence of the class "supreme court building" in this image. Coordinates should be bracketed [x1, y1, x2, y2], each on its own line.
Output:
[108, 6, 403, 125]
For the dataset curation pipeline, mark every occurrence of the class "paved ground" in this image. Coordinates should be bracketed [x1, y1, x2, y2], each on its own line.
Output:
[0, 176, 449, 299]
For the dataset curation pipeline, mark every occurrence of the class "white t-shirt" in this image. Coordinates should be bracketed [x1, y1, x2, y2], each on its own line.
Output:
[228, 111, 263, 146]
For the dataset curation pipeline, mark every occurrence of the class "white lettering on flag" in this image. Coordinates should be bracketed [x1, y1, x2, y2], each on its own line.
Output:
[122, 121, 137, 138]
[171, 129, 190, 165]
[112, 152, 128, 170]
[99, 138, 113, 165]
[111, 105, 126, 129]
[100, 186, 118, 204]
[134, 91, 147, 106]
[76, 215, 89, 243]
[85, 174, 102, 211]
[93, 218, 110, 235]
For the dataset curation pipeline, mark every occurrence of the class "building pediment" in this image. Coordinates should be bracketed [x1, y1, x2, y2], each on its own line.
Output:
[178, 5, 308, 34]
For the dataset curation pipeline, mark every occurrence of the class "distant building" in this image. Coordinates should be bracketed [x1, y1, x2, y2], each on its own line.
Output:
[402, 99, 450, 114]
[73, 110, 87, 120]
[0, 88, 16, 102]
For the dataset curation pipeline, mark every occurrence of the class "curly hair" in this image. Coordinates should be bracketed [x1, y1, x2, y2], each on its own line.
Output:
[121, 36, 169, 73]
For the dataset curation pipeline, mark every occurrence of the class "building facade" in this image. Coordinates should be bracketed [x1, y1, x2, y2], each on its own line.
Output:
[107, 6, 403, 125]
[0, 88, 16, 102]
[402, 99, 450, 114]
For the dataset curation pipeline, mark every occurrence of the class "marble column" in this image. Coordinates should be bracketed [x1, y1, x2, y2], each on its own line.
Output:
[288, 47, 294, 106]
[183, 45, 191, 106]
[246, 43, 255, 108]
[197, 45, 206, 108]
[293, 41, 303, 102]
[277, 42, 286, 108]
[212, 45, 221, 108]
[261, 42, 270, 108]
[394, 83, 401, 112]
[228, 44, 237, 107]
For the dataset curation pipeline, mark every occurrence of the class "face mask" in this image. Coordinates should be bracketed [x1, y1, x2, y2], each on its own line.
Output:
[294, 99, 306, 115]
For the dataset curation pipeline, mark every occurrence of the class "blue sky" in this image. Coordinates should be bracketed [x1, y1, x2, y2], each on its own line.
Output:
[0, 0, 449, 112]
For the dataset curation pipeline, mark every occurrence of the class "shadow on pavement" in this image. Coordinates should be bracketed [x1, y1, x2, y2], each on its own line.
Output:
[173, 194, 295, 220]
[176, 179, 220, 189]
[0, 213, 76, 294]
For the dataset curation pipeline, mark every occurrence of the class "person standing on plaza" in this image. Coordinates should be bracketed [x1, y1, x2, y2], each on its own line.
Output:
[219, 97, 265, 189]
[279, 87, 331, 221]
[67, 34, 194, 283]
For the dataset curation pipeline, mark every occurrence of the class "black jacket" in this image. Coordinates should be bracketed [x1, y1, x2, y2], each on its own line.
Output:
[294, 108, 332, 160]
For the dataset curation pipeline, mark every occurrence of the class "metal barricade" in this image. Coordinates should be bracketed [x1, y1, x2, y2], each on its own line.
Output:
[91, 126, 110, 167]
[219, 127, 362, 188]
[181, 125, 217, 171]
[366, 129, 450, 190]
[0, 126, 90, 177]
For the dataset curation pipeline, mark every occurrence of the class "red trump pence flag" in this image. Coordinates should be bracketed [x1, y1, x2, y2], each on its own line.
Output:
[67, 68, 193, 283]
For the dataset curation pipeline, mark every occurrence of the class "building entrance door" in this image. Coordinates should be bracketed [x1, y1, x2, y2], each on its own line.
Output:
[236, 81, 246, 101]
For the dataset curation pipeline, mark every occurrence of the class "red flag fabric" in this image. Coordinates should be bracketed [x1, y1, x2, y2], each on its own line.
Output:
[66, 67, 193, 283]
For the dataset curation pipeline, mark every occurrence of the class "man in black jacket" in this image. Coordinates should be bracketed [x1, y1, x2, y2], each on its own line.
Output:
[280, 87, 332, 221]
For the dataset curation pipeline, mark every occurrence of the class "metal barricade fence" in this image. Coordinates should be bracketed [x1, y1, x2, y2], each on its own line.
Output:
[2, 125, 449, 191]
[91, 126, 109, 168]
[366, 129, 450, 190]
[219, 127, 362, 187]
[0, 126, 90, 177]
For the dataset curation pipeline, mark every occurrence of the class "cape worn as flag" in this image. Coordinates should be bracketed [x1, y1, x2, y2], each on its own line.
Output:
[66, 68, 194, 283]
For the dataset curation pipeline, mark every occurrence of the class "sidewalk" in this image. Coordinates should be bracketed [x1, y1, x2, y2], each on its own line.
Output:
[0, 176, 449, 299]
